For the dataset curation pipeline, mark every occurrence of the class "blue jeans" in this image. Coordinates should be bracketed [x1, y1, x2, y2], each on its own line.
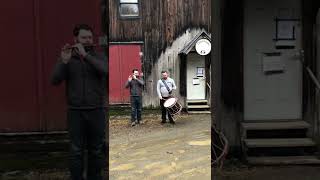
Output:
[131, 96, 142, 122]
[67, 108, 106, 180]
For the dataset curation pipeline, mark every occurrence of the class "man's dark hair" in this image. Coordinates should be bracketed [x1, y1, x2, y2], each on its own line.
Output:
[161, 70, 168, 74]
[132, 69, 139, 73]
[73, 24, 93, 37]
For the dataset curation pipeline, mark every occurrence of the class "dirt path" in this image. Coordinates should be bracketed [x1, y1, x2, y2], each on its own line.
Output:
[109, 114, 211, 180]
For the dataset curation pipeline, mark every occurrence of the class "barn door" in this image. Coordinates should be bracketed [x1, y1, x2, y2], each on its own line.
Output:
[0, 0, 104, 133]
[244, 0, 302, 120]
[0, 1, 39, 132]
[41, 0, 103, 131]
[109, 45, 142, 104]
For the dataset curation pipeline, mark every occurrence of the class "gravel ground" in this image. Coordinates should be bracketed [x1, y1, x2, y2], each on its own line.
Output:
[2, 112, 320, 180]
[109, 113, 211, 180]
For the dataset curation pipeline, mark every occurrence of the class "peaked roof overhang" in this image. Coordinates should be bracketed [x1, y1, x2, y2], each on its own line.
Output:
[179, 29, 211, 55]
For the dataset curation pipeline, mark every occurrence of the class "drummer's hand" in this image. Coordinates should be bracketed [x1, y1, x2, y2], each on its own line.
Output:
[159, 96, 163, 100]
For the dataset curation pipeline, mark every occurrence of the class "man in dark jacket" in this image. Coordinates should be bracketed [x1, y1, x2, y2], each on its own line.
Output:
[51, 24, 107, 180]
[125, 69, 144, 126]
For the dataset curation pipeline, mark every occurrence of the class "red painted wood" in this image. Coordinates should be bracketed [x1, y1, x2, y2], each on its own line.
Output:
[0, 0, 39, 132]
[109, 45, 141, 104]
[0, 0, 103, 132]
[40, 0, 103, 131]
[109, 45, 122, 103]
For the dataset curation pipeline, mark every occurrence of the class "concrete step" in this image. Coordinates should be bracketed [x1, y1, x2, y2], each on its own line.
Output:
[247, 156, 320, 165]
[187, 105, 210, 109]
[187, 100, 208, 104]
[244, 138, 316, 148]
[242, 121, 310, 131]
[187, 111, 211, 114]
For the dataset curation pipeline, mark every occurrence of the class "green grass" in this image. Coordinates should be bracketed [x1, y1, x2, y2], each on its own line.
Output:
[108, 106, 160, 117]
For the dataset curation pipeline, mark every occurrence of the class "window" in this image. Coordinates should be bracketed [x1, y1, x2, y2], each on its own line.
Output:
[119, 0, 139, 18]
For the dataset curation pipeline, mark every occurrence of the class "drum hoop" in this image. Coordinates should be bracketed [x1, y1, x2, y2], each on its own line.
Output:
[165, 100, 182, 116]
[164, 97, 178, 108]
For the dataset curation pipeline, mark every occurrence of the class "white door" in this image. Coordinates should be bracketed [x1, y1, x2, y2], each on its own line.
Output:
[187, 53, 206, 100]
[244, 0, 302, 120]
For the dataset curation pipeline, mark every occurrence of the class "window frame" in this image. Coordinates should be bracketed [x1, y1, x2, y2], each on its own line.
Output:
[118, 0, 141, 20]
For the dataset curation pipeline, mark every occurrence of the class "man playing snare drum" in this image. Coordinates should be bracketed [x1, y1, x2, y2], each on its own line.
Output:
[157, 70, 177, 124]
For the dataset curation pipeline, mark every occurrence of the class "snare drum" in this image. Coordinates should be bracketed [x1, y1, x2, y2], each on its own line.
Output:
[163, 98, 182, 116]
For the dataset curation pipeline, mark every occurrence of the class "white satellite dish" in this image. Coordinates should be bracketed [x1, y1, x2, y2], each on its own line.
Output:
[195, 39, 211, 56]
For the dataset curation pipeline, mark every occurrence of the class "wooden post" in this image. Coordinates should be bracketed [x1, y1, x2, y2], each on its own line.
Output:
[211, 0, 222, 129]
[211, 0, 223, 175]
[100, 0, 109, 175]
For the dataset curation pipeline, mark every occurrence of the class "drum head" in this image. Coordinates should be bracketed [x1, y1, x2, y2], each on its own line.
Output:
[164, 98, 176, 108]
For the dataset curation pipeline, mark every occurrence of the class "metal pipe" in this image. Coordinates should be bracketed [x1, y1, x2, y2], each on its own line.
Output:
[306, 67, 320, 91]
[299, 50, 320, 91]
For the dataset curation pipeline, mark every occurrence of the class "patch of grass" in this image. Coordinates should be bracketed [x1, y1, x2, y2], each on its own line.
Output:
[109, 106, 131, 116]
[109, 106, 160, 117]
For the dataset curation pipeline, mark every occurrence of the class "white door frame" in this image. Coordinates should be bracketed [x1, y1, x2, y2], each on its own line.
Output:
[186, 53, 206, 100]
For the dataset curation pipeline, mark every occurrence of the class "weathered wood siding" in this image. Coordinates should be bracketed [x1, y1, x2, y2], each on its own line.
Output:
[211, 0, 244, 151]
[316, 7, 320, 148]
[302, 1, 320, 144]
[109, 0, 143, 41]
[215, 0, 320, 152]
[109, 0, 211, 75]
[109, 0, 211, 107]
[142, 29, 208, 107]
